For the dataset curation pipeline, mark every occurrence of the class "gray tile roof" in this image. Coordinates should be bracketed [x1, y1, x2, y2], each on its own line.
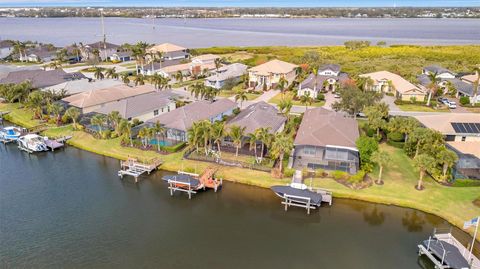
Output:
[26, 47, 57, 60]
[319, 64, 341, 73]
[417, 74, 474, 96]
[0, 69, 85, 88]
[424, 65, 455, 75]
[87, 41, 119, 50]
[294, 107, 359, 149]
[205, 63, 247, 83]
[0, 40, 13, 49]
[300, 73, 349, 90]
[227, 101, 286, 134]
[94, 90, 178, 119]
[146, 98, 237, 131]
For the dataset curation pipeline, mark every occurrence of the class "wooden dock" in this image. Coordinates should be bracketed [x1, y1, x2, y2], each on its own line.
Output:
[162, 168, 223, 199]
[118, 157, 162, 183]
[418, 231, 480, 269]
[44, 136, 71, 151]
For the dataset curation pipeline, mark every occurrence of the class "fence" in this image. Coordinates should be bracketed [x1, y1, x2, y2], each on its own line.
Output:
[184, 148, 274, 173]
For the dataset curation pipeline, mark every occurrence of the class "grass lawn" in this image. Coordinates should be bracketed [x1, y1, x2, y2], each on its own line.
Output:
[269, 91, 326, 107]
[0, 103, 44, 128]
[3, 102, 480, 239]
[172, 78, 205, 89]
[218, 90, 260, 101]
[397, 104, 450, 112]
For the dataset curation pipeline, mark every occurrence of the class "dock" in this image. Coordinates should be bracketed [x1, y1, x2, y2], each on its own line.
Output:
[44, 136, 71, 151]
[418, 229, 480, 269]
[118, 157, 162, 182]
[162, 167, 223, 199]
[271, 170, 333, 214]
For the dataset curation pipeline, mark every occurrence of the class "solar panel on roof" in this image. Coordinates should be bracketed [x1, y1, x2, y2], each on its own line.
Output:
[464, 123, 474, 133]
[475, 123, 480, 133]
[451, 123, 460, 133]
[451, 122, 480, 134]
[469, 123, 480, 133]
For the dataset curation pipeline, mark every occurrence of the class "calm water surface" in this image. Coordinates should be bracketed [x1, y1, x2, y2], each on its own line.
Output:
[0, 142, 477, 268]
[0, 17, 479, 47]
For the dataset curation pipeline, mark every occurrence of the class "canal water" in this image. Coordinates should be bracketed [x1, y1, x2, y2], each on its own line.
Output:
[0, 143, 476, 268]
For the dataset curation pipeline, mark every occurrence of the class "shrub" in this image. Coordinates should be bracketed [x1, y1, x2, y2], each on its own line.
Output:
[283, 168, 295, 178]
[160, 142, 186, 153]
[356, 135, 379, 168]
[387, 132, 404, 142]
[387, 140, 404, 149]
[459, 96, 470, 106]
[349, 170, 366, 183]
[332, 170, 349, 180]
[317, 93, 325, 101]
[452, 179, 480, 187]
[364, 127, 375, 137]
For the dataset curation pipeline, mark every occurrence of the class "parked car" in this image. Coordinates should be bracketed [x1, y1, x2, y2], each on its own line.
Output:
[334, 93, 341, 98]
[438, 97, 448, 104]
[447, 101, 457, 109]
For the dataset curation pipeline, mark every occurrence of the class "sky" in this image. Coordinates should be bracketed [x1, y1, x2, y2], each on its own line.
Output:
[0, 0, 479, 7]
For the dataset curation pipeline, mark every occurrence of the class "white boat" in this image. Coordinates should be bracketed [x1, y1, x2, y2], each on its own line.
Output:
[18, 134, 48, 152]
[0, 126, 22, 142]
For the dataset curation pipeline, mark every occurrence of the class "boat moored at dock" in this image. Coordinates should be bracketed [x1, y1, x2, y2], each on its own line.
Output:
[17, 134, 48, 153]
[162, 167, 223, 199]
[0, 126, 24, 144]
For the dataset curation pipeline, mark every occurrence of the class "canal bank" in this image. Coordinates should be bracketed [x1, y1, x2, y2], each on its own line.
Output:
[1, 105, 479, 241]
[0, 143, 478, 268]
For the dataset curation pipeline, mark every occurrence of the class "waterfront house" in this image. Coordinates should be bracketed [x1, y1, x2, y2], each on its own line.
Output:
[0, 40, 13, 59]
[0, 69, 86, 89]
[82, 41, 120, 61]
[205, 63, 248, 89]
[223, 101, 286, 151]
[417, 67, 479, 104]
[62, 84, 156, 113]
[20, 47, 58, 62]
[248, 59, 298, 90]
[94, 90, 177, 122]
[298, 64, 349, 98]
[147, 43, 190, 61]
[42, 78, 123, 96]
[145, 99, 237, 142]
[415, 113, 480, 180]
[360, 71, 426, 101]
[289, 107, 360, 174]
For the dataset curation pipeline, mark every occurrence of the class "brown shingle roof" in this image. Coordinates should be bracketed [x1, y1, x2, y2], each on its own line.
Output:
[227, 101, 286, 134]
[146, 99, 237, 131]
[62, 84, 156, 109]
[294, 108, 359, 149]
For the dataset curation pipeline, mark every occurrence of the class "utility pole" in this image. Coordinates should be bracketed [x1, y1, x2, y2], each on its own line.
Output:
[100, 8, 107, 61]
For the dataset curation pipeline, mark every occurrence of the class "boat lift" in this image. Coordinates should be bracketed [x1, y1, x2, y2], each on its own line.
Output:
[118, 157, 162, 183]
[162, 167, 223, 199]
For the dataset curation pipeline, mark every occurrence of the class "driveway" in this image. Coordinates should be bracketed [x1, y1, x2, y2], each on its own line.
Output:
[323, 92, 338, 111]
[382, 95, 400, 112]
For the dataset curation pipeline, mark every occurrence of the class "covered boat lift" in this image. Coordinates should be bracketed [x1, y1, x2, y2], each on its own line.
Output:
[162, 167, 223, 199]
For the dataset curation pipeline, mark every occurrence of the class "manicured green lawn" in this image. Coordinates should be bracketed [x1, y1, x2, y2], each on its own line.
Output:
[269, 91, 325, 107]
[172, 78, 204, 88]
[397, 104, 450, 112]
[4, 102, 480, 239]
[0, 103, 43, 128]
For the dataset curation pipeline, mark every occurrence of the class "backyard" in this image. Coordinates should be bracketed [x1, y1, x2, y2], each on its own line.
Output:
[269, 91, 326, 107]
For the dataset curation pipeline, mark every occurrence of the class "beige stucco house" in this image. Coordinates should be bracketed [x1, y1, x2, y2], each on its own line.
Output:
[360, 71, 426, 101]
[248, 59, 298, 90]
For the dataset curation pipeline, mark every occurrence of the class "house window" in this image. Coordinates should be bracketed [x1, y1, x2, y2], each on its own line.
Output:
[461, 136, 466, 142]
[153, 109, 159, 116]
[127, 117, 132, 121]
[304, 146, 316, 155]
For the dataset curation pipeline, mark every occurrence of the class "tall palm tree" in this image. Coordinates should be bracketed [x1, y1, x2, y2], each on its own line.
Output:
[187, 122, 202, 153]
[299, 91, 313, 110]
[234, 90, 248, 107]
[472, 66, 479, 105]
[93, 67, 104, 80]
[175, 71, 183, 82]
[71, 43, 81, 62]
[229, 125, 245, 157]
[153, 121, 166, 151]
[270, 132, 293, 173]
[278, 96, 293, 116]
[107, 111, 122, 135]
[134, 74, 145, 86]
[47, 102, 64, 125]
[426, 71, 439, 106]
[119, 119, 133, 146]
[413, 153, 436, 190]
[214, 58, 222, 74]
[13, 41, 27, 62]
[248, 132, 258, 159]
[276, 76, 288, 94]
[151, 73, 165, 90]
[210, 121, 225, 156]
[105, 67, 117, 79]
[255, 127, 271, 160]
[436, 148, 458, 180]
[26, 91, 45, 119]
[121, 73, 130, 85]
[371, 150, 391, 184]
[138, 127, 147, 147]
[189, 82, 204, 100]
[91, 115, 105, 134]
[198, 120, 212, 155]
[65, 107, 80, 129]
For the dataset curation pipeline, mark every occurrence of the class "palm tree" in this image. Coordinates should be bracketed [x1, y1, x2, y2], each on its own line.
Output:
[189, 82, 204, 100]
[187, 122, 202, 153]
[276, 76, 288, 94]
[26, 91, 45, 119]
[234, 90, 248, 107]
[105, 67, 117, 79]
[255, 127, 271, 160]
[131, 42, 149, 74]
[90, 114, 105, 134]
[248, 132, 258, 159]
[299, 91, 313, 110]
[270, 132, 293, 173]
[413, 153, 436, 190]
[65, 107, 80, 129]
[437, 148, 458, 180]
[134, 74, 145, 86]
[426, 71, 439, 106]
[119, 119, 133, 146]
[278, 96, 293, 116]
[210, 121, 225, 156]
[472, 66, 479, 105]
[13, 41, 27, 62]
[153, 121, 166, 152]
[151, 73, 168, 90]
[121, 73, 130, 85]
[71, 43, 81, 62]
[107, 111, 122, 135]
[55, 48, 68, 63]
[47, 102, 64, 125]
[138, 127, 149, 147]
[229, 125, 245, 157]
[93, 67, 104, 80]
[175, 70, 183, 82]
[198, 120, 212, 155]
[371, 150, 391, 184]
[214, 57, 222, 73]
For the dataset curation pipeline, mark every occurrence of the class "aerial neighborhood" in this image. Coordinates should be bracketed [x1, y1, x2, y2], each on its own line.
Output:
[0, 39, 479, 232]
